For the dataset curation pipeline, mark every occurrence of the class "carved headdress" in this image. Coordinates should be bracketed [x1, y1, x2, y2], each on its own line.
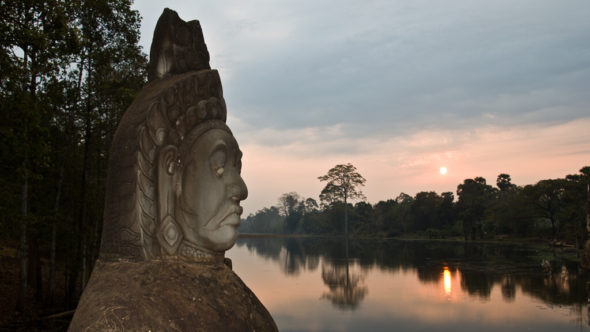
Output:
[100, 9, 230, 261]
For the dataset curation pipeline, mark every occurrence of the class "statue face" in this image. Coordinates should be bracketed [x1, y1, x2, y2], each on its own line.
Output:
[177, 129, 247, 252]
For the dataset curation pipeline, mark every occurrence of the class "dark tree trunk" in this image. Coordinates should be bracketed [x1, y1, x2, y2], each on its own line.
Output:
[91, 134, 103, 265]
[17, 43, 32, 312]
[49, 164, 64, 304]
[79, 82, 93, 293]
[550, 215, 557, 239]
[586, 182, 590, 234]
[17, 148, 29, 312]
[70, 122, 90, 301]
[344, 193, 348, 239]
[28, 234, 42, 302]
[64, 257, 70, 306]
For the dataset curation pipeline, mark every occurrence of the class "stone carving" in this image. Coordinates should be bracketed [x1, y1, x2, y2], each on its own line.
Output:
[100, 10, 244, 262]
[148, 8, 211, 81]
[69, 8, 277, 331]
[99, 68, 242, 262]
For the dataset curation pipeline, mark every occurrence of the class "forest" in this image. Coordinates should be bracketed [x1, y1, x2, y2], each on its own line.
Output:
[240, 168, 590, 247]
[0, 0, 147, 325]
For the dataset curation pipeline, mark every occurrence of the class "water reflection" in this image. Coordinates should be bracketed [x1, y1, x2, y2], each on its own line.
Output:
[501, 275, 515, 301]
[235, 237, 589, 312]
[321, 262, 368, 309]
[320, 239, 368, 310]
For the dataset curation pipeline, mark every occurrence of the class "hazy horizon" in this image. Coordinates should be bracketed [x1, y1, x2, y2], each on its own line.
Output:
[132, 0, 590, 215]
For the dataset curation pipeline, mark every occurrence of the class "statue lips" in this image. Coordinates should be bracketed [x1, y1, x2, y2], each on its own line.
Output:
[205, 204, 242, 229]
[221, 205, 243, 227]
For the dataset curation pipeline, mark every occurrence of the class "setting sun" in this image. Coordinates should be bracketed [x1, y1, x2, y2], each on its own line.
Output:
[439, 166, 448, 175]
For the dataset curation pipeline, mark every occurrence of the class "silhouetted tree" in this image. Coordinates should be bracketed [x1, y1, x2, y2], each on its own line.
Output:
[532, 179, 567, 239]
[438, 192, 455, 232]
[411, 191, 441, 232]
[318, 163, 366, 238]
[457, 177, 495, 240]
[497, 173, 516, 192]
[303, 198, 319, 214]
[278, 192, 303, 233]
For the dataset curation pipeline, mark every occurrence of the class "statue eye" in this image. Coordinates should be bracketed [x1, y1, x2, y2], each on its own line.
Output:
[210, 149, 226, 177]
[216, 167, 224, 177]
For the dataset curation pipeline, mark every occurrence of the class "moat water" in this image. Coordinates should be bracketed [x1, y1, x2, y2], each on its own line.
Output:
[227, 237, 590, 332]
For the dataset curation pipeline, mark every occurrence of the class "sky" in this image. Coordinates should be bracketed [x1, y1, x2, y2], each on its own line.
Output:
[131, 0, 590, 216]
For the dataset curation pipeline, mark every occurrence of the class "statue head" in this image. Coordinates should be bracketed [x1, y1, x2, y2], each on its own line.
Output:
[100, 9, 247, 261]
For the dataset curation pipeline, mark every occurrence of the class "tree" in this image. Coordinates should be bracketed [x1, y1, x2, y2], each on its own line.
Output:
[581, 166, 590, 235]
[532, 179, 566, 239]
[318, 163, 366, 237]
[391, 192, 414, 232]
[457, 177, 495, 240]
[278, 192, 303, 233]
[1, 0, 146, 311]
[438, 192, 455, 231]
[63, 0, 146, 303]
[352, 201, 374, 234]
[488, 184, 534, 237]
[411, 191, 441, 232]
[303, 198, 319, 214]
[560, 173, 587, 245]
[0, 0, 77, 311]
[240, 207, 283, 234]
[497, 173, 516, 192]
[580, 166, 590, 269]
[374, 199, 398, 236]
[278, 192, 301, 217]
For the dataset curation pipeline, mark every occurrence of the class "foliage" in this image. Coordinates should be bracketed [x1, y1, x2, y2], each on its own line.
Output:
[318, 163, 366, 236]
[0, 0, 146, 313]
[243, 167, 589, 248]
[456, 177, 496, 240]
[239, 207, 284, 234]
[318, 163, 366, 207]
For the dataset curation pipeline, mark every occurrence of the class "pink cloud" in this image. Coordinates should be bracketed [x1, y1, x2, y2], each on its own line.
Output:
[239, 118, 590, 215]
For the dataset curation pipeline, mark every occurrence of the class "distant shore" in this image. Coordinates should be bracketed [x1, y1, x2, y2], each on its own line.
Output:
[237, 233, 583, 258]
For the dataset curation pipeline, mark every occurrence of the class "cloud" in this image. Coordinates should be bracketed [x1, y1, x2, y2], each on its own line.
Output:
[133, 1, 590, 213]
[135, 1, 590, 137]
[239, 118, 590, 214]
[208, 0, 590, 142]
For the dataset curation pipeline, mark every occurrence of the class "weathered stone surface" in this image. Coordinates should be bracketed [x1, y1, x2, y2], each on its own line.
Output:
[99, 69, 235, 262]
[69, 258, 277, 331]
[148, 8, 211, 81]
[100, 9, 243, 262]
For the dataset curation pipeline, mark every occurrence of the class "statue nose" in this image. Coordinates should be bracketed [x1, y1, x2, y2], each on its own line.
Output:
[230, 175, 248, 202]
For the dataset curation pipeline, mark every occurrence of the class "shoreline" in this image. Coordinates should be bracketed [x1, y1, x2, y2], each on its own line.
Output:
[237, 233, 583, 259]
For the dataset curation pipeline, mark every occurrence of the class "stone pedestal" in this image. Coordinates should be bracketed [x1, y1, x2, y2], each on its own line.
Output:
[69, 258, 277, 331]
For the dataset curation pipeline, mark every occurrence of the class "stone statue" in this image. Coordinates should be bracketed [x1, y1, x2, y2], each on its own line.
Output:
[68, 9, 278, 331]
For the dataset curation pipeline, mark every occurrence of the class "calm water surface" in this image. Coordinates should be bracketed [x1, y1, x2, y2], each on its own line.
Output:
[226, 237, 590, 332]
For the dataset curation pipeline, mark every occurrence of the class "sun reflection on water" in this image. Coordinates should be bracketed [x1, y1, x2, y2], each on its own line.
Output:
[443, 267, 451, 297]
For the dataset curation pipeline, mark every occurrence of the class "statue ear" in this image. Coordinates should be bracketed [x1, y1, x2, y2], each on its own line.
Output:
[157, 145, 179, 221]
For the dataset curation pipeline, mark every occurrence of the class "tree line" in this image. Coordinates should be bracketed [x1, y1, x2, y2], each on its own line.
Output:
[0, 0, 146, 315]
[239, 166, 590, 247]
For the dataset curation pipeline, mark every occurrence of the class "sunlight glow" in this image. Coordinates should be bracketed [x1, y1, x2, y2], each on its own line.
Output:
[439, 166, 448, 175]
[443, 267, 451, 296]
